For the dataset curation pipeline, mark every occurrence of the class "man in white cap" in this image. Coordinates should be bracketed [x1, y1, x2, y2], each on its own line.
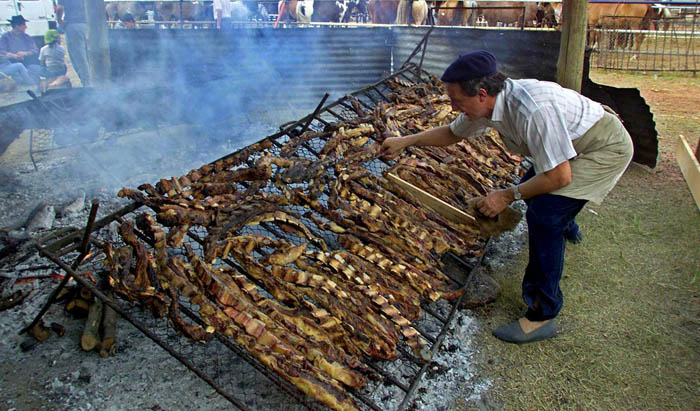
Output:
[381, 50, 633, 344]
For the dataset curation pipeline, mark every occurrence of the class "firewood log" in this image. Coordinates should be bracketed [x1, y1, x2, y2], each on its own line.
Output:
[65, 298, 90, 318]
[79, 286, 94, 302]
[101, 295, 117, 352]
[28, 320, 51, 342]
[81, 298, 103, 351]
[50, 322, 65, 337]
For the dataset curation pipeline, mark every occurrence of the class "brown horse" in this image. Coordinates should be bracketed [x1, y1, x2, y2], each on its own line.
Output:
[395, 0, 429, 25]
[475, 1, 538, 27]
[368, 0, 399, 24]
[277, 0, 313, 23]
[588, 3, 652, 51]
[434, 1, 477, 26]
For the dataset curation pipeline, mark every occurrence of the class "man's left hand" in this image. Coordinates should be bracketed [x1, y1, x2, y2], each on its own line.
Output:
[477, 189, 510, 218]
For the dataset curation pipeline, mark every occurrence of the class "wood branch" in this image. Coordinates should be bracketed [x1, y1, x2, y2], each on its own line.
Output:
[81, 298, 103, 351]
[50, 322, 66, 337]
[0, 290, 26, 311]
[101, 293, 117, 352]
[79, 286, 94, 302]
[28, 320, 51, 342]
[65, 298, 90, 318]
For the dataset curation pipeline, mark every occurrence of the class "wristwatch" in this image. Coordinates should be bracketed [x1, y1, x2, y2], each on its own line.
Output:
[512, 185, 522, 201]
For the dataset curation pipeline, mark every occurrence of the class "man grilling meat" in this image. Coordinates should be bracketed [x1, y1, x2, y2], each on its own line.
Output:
[381, 50, 633, 344]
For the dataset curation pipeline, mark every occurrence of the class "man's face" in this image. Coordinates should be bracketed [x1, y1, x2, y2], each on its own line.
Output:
[13, 23, 27, 33]
[446, 82, 489, 121]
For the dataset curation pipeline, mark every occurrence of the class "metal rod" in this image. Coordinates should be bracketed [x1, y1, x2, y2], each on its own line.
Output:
[44, 202, 141, 255]
[418, 29, 429, 74]
[365, 361, 410, 392]
[412, 326, 438, 345]
[324, 107, 347, 121]
[397, 345, 428, 365]
[20, 199, 100, 335]
[397, 244, 486, 411]
[401, 27, 434, 69]
[179, 305, 322, 410]
[420, 304, 447, 324]
[371, 84, 393, 103]
[346, 387, 385, 411]
[36, 248, 250, 410]
[299, 93, 330, 136]
[74, 199, 100, 268]
[29, 129, 38, 171]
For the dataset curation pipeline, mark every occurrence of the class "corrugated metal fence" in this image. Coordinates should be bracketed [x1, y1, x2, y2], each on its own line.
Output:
[109, 26, 562, 111]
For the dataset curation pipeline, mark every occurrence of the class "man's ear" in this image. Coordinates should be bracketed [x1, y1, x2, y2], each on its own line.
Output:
[478, 88, 488, 100]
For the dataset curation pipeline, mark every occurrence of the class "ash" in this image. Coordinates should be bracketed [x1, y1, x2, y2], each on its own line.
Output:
[0, 121, 529, 410]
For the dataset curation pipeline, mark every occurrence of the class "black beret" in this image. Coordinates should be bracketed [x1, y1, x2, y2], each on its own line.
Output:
[441, 51, 498, 83]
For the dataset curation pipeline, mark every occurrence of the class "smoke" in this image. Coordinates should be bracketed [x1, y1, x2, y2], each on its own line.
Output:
[1, 25, 392, 212]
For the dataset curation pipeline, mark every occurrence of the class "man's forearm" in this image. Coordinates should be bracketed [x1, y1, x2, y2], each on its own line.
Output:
[514, 160, 572, 201]
[477, 160, 573, 217]
[409, 125, 463, 148]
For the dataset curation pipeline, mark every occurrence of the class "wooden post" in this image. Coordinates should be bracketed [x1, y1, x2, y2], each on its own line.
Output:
[85, 0, 111, 85]
[557, 0, 589, 92]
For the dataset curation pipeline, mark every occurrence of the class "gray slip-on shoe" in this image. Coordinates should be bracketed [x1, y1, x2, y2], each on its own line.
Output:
[492, 319, 557, 344]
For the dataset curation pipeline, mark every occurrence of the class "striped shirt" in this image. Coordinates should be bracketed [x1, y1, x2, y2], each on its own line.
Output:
[450, 78, 604, 174]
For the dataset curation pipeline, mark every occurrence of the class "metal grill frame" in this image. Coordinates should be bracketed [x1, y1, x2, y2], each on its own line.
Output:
[38, 64, 506, 411]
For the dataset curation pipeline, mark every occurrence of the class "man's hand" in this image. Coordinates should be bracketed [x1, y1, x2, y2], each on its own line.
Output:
[477, 189, 511, 218]
[381, 136, 412, 160]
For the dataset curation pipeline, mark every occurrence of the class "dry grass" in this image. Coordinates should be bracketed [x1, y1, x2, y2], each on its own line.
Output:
[452, 70, 700, 410]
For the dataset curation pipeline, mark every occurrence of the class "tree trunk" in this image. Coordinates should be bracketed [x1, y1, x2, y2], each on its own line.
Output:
[557, 0, 589, 92]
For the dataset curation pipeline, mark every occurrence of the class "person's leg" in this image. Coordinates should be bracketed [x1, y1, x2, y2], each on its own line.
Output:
[26, 64, 43, 85]
[522, 165, 583, 244]
[522, 193, 588, 321]
[65, 23, 91, 86]
[0, 63, 35, 86]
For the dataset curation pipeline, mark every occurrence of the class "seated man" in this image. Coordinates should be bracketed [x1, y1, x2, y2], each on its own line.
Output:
[0, 15, 41, 85]
[38, 29, 70, 92]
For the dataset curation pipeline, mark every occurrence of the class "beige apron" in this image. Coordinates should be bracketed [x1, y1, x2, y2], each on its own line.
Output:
[506, 108, 634, 204]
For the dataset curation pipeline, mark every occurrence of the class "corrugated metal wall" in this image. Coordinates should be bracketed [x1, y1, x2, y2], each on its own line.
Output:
[390, 27, 561, 81]
[108, 25, 564, 133]
[109, 26, 562, 105]
[109, 27, 392, 111]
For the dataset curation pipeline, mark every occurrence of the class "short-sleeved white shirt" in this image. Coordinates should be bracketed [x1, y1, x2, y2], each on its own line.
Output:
[449, 78, 604, 174]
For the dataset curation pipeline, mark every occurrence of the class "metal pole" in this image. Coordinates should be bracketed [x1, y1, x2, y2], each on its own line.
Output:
[20, 199, 100, 335]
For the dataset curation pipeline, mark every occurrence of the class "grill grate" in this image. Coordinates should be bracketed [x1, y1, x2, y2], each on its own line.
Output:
[41, 64, 519, 410]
